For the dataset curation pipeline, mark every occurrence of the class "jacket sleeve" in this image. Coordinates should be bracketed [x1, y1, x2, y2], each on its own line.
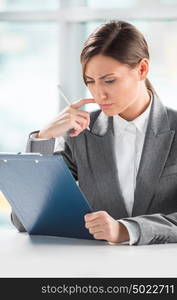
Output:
[11, 131, 78, 232]
[121, 212, 177, 245]
[118, 219, 140, 245]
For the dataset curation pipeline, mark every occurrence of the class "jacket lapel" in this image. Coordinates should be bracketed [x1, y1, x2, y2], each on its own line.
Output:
[90, 111, 128, 218]
[132, 95, 175, 216]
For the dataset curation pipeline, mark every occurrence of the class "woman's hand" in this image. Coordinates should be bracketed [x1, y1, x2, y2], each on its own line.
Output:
[38, 98, 95, 139]
[84, 211, 130, 243]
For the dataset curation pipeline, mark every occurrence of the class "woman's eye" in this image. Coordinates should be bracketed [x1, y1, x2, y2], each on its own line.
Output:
[85, 81, 94, 85]
[105, 79, 116, 84]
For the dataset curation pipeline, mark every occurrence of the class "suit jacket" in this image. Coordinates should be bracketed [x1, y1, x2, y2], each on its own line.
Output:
[11, 94, 177, 245]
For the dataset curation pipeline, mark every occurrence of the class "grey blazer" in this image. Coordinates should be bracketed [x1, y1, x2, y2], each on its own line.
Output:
[11, 94, 177, 245]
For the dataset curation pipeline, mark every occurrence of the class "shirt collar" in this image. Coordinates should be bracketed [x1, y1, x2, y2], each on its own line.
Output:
[114, 94, 152, 134]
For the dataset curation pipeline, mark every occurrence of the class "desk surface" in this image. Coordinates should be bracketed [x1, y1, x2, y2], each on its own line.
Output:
[1, 228, 177, 278]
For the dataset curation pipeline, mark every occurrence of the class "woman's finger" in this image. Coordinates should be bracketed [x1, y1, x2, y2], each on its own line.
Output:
[71, 98, 95, 109]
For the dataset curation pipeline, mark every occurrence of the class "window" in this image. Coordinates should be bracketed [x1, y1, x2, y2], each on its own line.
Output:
[0, 0, 59, 11]
[0, 0, 59, 226]
[0, 22, 59, 152]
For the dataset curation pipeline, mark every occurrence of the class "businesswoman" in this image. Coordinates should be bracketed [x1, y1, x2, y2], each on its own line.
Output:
[12, 20, 177, 245]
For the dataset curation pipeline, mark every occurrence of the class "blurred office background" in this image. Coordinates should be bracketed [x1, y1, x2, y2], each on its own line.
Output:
[0, 0, 177, 226]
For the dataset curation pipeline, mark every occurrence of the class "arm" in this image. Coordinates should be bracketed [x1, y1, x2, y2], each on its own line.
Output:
[118, 219, 140, 245]
[84, 211, 177, 246]
[25, 130, 55, 154]
[121, 213, 177, 245]
[84, 211, 141, 245]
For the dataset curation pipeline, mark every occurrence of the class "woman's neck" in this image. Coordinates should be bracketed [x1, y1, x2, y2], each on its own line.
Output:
[119, 86, 151, 121]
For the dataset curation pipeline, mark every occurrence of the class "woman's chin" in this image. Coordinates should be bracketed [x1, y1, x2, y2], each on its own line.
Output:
[101, 109, 119, 116]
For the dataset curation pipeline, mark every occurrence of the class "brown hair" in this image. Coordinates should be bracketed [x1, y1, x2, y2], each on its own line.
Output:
[80, 20, 156, 96]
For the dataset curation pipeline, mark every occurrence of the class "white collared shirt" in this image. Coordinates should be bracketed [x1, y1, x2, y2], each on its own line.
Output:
[113, 97, 152, 244]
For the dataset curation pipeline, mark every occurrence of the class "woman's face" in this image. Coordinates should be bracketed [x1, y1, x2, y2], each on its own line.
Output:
[84, 54, 146, 116]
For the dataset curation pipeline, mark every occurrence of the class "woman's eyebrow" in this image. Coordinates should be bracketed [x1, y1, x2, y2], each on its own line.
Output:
[85, 73, 115, 80]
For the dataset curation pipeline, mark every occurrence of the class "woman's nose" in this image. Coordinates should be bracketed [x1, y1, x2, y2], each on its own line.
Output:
[94, 88, 107, 103]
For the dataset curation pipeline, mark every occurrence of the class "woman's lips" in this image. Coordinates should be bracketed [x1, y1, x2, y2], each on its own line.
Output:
[100, 104, 113, 109]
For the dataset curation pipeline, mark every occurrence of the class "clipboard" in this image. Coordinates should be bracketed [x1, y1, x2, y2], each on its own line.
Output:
[0, 153, 94, 240]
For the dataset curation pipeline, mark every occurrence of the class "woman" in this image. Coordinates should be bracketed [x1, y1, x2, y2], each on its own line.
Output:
[12, 20, 177, 245]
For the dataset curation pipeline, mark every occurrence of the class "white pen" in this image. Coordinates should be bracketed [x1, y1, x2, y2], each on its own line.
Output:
[57, 84, 90, 131]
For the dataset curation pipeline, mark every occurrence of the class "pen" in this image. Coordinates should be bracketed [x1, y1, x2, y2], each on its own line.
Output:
[57, 84, 90, 131]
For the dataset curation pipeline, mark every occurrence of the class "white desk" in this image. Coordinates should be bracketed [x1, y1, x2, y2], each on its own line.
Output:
[1, 227, 177, 278]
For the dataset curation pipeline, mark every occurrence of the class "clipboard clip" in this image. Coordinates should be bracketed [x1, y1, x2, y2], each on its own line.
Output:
[17, 152, 43, 156]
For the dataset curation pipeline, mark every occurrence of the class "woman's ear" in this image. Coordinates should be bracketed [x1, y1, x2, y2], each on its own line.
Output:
[138, 58, 149, 80]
